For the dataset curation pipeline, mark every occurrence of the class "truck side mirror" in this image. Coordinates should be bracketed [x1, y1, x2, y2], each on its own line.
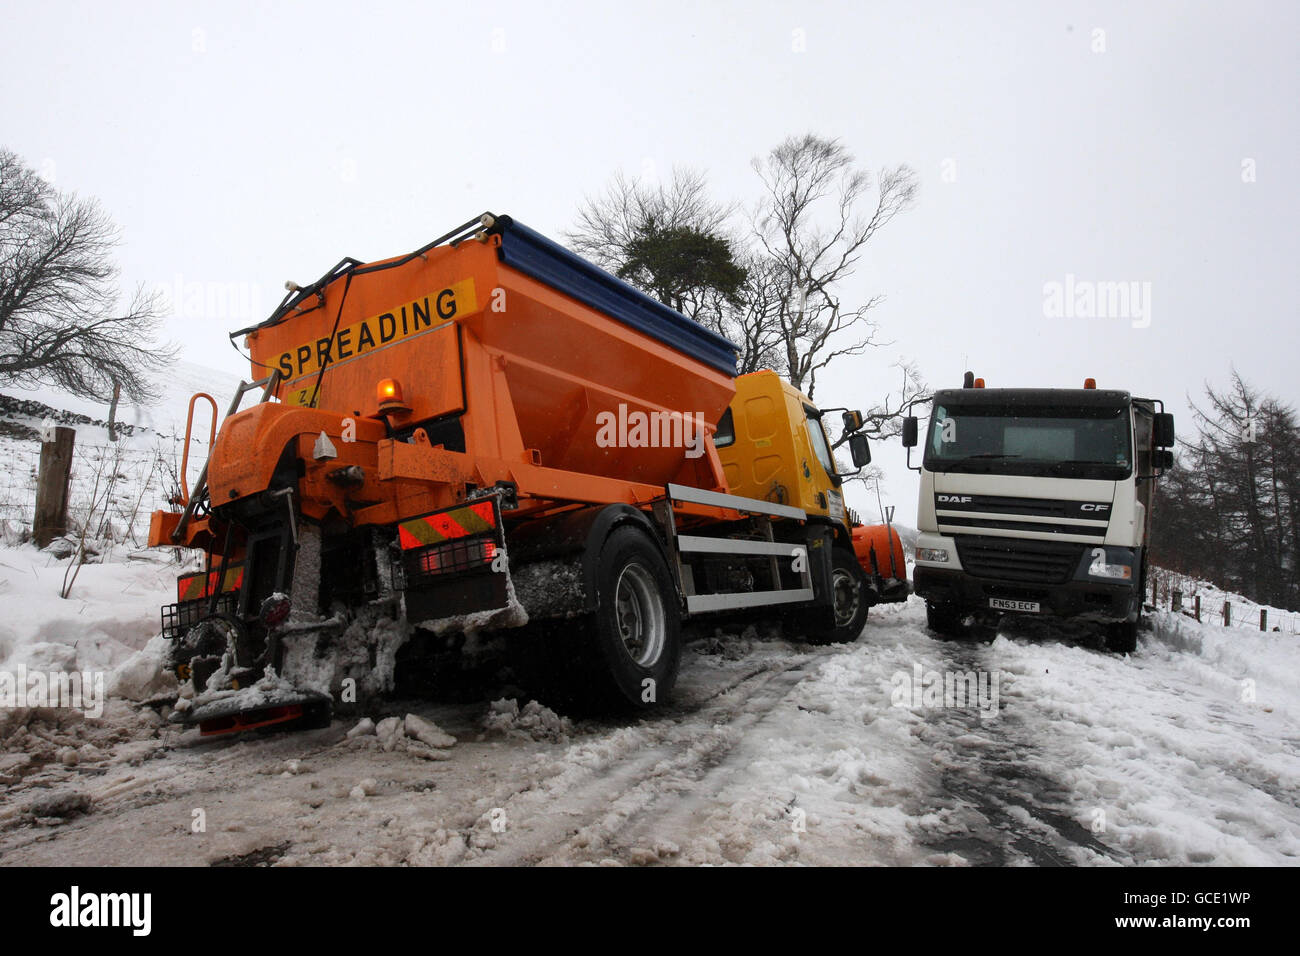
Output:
[1154, 412, 1175, 448]
[842, 410, 864, 433]
[849, 433, 871, 468]
[901, 416, 918, 448]
[1155, 449, 1174, 470]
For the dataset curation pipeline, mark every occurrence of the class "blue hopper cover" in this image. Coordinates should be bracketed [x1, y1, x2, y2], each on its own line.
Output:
[490, 215, 740, 377]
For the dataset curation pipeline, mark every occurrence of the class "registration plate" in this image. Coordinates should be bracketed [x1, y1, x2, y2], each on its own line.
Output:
[989, 597, 1040, 613]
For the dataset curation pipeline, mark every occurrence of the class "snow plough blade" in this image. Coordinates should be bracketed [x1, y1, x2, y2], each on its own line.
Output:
[171, 690, 332, 737]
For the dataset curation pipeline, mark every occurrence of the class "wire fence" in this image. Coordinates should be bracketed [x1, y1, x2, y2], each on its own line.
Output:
[1148, 568, 1300, 636]
[0, 431, 208, 549]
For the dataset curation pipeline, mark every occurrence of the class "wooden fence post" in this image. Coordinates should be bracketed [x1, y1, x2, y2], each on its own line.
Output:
[1224, 601, 1231, 627]
[1172, 590, 1182, 612]
[1195, 594, 1201, 622]
[107, 379, 121, 443]
[1260, 609, 1267, 632]
[33, 426, 76, 548]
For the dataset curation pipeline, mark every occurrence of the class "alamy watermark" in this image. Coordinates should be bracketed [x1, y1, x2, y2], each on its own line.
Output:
[891, 663, 1001, 719]
[1043, 274, 1152, 329]
[50, 886, 150, 936]
[595, 403, 707, 459]
[152, 274, 268, 323]
[0, 666, 104, 718]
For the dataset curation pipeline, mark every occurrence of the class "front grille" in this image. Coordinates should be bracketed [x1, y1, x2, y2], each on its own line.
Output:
[955, 535, 1084, 585]
[938, 515, 1106, 539]
[935, 494, 1090, 518]
[935, 494, 1109, 540]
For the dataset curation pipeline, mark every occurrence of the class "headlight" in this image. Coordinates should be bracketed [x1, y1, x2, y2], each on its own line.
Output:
[918, 548, 949, 563]
[1090, 562, 1132, 580]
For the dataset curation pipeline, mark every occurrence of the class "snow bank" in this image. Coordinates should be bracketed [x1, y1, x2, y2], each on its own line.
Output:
[0, 544, 178, 686]
[1147, 610, 1300, 722]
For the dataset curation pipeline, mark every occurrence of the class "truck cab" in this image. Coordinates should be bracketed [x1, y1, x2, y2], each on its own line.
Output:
[902, 375, 1174, 652]
[716, 370, 854, 528]
[716, 370, 905, 629]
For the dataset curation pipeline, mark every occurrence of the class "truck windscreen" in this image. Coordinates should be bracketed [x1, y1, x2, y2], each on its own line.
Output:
[924, 403, 1132, 480]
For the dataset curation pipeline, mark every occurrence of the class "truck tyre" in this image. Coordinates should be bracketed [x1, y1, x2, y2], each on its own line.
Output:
[925, 601, 967, 639]
[804, 548, 870, 645]
[535, 526, 681, 712]
[1105, 619, 1138, 654]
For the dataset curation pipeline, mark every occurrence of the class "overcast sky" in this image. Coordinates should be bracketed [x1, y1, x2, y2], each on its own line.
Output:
[3, 0, 1296, 520]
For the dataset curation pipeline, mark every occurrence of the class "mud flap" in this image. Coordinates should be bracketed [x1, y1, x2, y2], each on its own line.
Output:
[397, 495, 527, 632]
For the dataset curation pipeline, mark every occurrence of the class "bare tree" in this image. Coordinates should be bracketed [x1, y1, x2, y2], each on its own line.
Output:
[836, 359, 930, 499]
[750, 135, 918, 399]
[567, 137, 920, 413]
[860, 358, 929, 442]
[705, 255, 788, 375]
[0, 148, 175, 404]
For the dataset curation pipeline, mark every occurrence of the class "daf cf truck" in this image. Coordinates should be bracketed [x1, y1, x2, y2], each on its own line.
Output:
[901, 373, 1174, 653]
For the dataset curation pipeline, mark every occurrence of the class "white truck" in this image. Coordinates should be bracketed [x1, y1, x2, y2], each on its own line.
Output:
[901, 373, 1174, 652]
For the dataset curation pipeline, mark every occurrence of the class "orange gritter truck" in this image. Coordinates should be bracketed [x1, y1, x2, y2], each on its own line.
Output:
[148, 213, 905, 735]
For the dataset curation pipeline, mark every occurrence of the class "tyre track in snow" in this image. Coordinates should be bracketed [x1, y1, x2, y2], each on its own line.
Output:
[900, 629, 1127, 866]
[0, 641, 834, 866]
[578, 663, 834, 864]
[462, 646, 836, 865]
[903, 611, 1300, 865]
[8, 606, 1294, 866]
[506, 611, 1128, 866]
[454, 611, 1300, 866]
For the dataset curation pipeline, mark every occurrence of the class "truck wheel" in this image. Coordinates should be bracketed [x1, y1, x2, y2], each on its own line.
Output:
[566, 526, 681, 711]
[925, 601, 967, 638]
[1105, 619, 1138, 654]
[804, 549, 870, 645]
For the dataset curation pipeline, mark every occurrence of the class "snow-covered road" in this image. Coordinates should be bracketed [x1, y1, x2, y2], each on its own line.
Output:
[1, 601, 1296, 866]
